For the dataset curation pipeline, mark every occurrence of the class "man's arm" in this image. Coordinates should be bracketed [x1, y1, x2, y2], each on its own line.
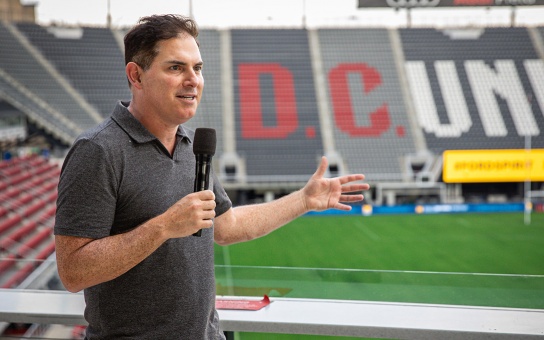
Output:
[56, 190, 216, 292]
[214, 157, 369, 246]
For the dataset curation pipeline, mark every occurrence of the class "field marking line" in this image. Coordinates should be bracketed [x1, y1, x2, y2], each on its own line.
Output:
[355, 220, 381, 241]
[360, 225, 381, 241]
[214, 265, 544, 278]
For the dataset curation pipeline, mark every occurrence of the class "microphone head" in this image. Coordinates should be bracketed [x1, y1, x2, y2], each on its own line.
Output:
[193, 128, 216, 156]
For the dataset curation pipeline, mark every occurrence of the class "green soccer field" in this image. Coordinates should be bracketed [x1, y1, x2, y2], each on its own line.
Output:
[215, 212, 544, 274]
[214, 212, 544, 340]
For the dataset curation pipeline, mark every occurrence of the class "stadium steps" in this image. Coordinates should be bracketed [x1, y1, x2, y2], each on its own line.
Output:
[5, 23, 104, 127]
[16, 24, 131, 118]
[0, 22, 101, 144]
[0, 25, 80, 144]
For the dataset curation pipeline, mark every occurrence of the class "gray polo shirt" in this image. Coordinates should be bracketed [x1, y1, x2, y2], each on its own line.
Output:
[55, 101, 231, 339]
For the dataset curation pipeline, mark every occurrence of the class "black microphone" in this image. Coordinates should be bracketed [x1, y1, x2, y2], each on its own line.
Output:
[192, 128, 216, 237]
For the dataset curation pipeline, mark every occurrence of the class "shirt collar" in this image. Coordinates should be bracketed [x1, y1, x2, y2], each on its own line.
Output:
[111, 101, 190, 144]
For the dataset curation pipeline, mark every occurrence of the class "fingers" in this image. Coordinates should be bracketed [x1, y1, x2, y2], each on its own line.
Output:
[333, 194, 365, 211]
[334, 203, 354, 211]
[341, 183, 370, 194]
[338, 174, 366, 185]
[195, 189, 216, 200]
[192, 190, 216, 220]
[339, 194, 365, 202]
[312, 156, 328, 179]
[162, 190, 217, 238]
[314, 157, 368, 189]
[336, 175, 368, 209]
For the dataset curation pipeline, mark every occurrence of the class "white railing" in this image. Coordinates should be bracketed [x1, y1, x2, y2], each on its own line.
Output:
[1, 288, 543, 339]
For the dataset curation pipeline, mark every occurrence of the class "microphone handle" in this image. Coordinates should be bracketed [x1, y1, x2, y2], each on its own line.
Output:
[193, 154, 212, 237]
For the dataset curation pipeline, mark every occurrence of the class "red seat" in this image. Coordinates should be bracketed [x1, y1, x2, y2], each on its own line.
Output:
[0, 206, 7, 218]
[9, 172, 32, 186]
[16, 227, 53, 258]
[1, 187, 20, 200]
[0, 221, 38, 251]
[1, 262, 34, 288]
[35, 240, 55, 261]
[1, 240, 56, 289]
[0, 254, 17, 274]
[0, 215, 22, 234]
[22, 200, 46, 218]
[44, 191, 58, 203]
[18, 193, 34, 206]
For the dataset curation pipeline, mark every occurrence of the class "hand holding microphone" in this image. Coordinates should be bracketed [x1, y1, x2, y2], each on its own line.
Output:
[192, 128, 216, 237]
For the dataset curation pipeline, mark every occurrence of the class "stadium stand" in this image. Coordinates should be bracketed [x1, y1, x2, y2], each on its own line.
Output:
[317, 28, 419, 181]
[0, 63, 79, 144]
[0, 155, 58, 289]
[1, 24, 543, 206]
[0, 21, 102, 144]
[0, 100, 25, 143]
[15, 23, 131, 118]
[0, 18, 544, 339]
[1, 24, 542, 188]
[231, 29, 324, 182]
[400, 27, 544, 152]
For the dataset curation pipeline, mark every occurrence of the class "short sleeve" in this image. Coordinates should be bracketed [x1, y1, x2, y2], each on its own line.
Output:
[54, 138, 118, 239]
[212, 172, 232, 217]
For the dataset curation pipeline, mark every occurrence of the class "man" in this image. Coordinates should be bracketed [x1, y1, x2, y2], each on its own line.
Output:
[55, 14, 369, 339]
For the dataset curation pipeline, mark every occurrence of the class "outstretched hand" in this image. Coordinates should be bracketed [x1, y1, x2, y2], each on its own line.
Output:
[302, 156, 370, 212]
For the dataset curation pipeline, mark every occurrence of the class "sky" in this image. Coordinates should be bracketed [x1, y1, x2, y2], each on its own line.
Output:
[27, 0, 544, 28]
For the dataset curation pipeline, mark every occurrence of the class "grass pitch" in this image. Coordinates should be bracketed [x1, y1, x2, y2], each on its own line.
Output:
[216, 212, 544, 274]
[214, 212, 544, 339]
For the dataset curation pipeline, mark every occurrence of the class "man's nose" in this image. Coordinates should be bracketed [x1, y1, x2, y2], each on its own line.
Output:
[184, 70, 199, 87]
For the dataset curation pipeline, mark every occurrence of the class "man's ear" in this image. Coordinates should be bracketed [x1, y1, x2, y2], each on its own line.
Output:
[126, 62, 143, 89]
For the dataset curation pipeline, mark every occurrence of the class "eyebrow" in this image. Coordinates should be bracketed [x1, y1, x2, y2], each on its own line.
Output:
[164, 60, 203, 67]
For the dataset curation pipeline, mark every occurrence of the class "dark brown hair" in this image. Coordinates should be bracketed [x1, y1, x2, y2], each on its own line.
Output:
[124, 14, 199, 71]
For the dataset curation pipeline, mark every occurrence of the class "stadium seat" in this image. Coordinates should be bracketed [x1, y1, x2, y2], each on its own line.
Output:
[0, 240, 55, 289]
[0, 215, 22, 234]
[15, 227, 53, 258]
[0, 254, 17, 274]
[0, 221, 38, 251]
[22, 200, 46, 218]
[399, 27, 544, 152]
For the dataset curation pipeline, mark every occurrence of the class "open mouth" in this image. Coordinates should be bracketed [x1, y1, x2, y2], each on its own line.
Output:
[178, 95, 196, 100]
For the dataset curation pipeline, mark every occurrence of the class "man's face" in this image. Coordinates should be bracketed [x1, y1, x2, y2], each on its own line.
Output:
[139, 34, 204, 126]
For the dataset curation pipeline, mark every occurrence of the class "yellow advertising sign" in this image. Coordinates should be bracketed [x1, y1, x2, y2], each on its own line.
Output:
[443, 149, 544, 183]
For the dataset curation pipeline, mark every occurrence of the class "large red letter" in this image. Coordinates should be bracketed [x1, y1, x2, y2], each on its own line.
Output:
[329, 63, 390, 137]
[239, 63, 298, 139]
